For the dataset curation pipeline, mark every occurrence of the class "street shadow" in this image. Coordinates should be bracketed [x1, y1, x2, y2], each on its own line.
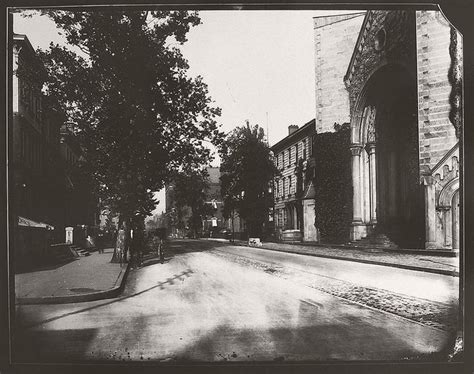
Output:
[165, 301, 457, 363]
[18, 269, 195, 330]
[15, 257, 79, 274]
[156, 239, 232, 262]
[12, 327, 99, 363]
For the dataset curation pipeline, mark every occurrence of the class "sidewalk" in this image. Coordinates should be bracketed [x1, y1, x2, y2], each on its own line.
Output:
[202, 238, 459, 276]
[15, 248, 129, 305]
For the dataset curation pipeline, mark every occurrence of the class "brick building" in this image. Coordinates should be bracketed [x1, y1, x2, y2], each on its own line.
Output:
[12, 33, 99, 252]
[312, 10, 462, 250]
[12, 34, 64, 230]
[201, 166, 226, 233]
[58, 123, 100, 246]
[271, 120, 316, 242]
[165, 166, 239, 238]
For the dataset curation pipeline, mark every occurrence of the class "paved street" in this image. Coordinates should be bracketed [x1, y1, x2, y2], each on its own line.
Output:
[14, 239, 459, 363]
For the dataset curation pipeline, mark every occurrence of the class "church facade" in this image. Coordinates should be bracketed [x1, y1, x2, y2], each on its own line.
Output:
[313, 10, 462, 250]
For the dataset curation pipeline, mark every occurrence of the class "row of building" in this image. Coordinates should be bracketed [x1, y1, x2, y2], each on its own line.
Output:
[11, 34, 99, 264]
[154, 10, 462, 252]
[271, 10, 461, 250]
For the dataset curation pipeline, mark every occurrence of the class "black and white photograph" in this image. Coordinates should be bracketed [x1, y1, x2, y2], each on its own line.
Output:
[4, 2, 469, 371]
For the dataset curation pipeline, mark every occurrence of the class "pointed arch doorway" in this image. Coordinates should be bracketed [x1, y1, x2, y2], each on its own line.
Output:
[351, 64, 423, 247]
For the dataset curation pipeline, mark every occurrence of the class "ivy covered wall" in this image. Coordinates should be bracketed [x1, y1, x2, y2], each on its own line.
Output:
[313, 123, 352, 242]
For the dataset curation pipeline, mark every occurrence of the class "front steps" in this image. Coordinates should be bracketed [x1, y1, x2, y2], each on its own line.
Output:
[351, 233, 399, 250]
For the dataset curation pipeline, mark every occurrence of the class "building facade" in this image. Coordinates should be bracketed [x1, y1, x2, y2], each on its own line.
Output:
[271, 120, 317, 242]
[312, 10, 462, 250]
[165, 166, 235, 238]
[12, 34, 64, 230]
[202, 167, 226, 233]
[12, 33, 99, 249]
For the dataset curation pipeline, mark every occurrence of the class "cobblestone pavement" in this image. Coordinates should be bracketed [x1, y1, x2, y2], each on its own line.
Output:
[259, 242, 459, 274]
[210, 249, 459, 333]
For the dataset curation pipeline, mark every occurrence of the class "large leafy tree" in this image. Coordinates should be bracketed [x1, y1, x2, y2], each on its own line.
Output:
[24, 10, 223, 261]
[170, 168, 214, 238]
[219, 122, 277, 238]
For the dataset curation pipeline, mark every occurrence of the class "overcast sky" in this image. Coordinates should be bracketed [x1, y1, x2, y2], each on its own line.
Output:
[13, 9, 362, 216]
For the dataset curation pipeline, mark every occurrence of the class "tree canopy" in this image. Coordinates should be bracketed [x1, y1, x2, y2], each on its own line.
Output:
[23, 9, 224, 258]
[219, 122, 277, 237]
[169, 168, 215, 238]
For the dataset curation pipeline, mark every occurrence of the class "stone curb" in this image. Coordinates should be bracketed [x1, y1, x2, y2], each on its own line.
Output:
[203, 239, 459, 277]
[253, 246, 460, 277]
[16, 262, 131, 305]
[201, 238, 457, 257]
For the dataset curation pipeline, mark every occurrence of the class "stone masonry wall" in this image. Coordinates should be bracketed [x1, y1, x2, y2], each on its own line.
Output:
[345, 11, 417, 115]
[314, 13, 365, 134]
[416, 11, 459, 172]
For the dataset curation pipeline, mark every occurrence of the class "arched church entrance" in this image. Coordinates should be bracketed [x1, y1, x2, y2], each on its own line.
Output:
[351, 64, 423, 247]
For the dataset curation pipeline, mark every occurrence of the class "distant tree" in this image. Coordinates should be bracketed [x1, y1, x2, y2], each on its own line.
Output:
[171, 168, 214, 238]
[22, 10, 223, 262]
[219, 122, 277, 237]
[103, 210, 118, 233]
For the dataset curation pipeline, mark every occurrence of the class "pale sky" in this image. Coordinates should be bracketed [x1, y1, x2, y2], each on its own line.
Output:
[12, 9, 362, 216]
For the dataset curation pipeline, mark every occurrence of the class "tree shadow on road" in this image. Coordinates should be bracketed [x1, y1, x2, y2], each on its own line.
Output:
[144, 239, 234, 263]
[16, 268, 195, 330]
[160, 303, 457, 363]
[12, 327, 99, 363]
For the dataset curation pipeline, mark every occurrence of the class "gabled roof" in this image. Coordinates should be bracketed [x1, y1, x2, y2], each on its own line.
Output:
[13, 33, 36, 55]
[313, 11, 366, 29]
[343, 11, 372, 86]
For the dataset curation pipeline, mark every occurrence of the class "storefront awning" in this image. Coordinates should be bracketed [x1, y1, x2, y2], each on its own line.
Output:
[18, 216, 54, 230]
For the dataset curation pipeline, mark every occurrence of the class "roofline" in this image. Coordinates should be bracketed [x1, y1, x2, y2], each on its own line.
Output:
[13, 33, 36, 56]
[344, 11, 370, 83]
[312, 11, 366, 20]
[313, 11, 366, 29]
[271, 119, 315, 152]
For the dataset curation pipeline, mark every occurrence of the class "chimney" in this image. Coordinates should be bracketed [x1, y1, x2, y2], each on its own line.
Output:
[288, 125, 299, 135]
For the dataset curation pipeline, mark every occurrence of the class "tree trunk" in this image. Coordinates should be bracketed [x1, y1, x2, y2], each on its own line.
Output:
[111, 215, 123, 263]
[123, 218, 131, 263]
[231, 209, 235, 242]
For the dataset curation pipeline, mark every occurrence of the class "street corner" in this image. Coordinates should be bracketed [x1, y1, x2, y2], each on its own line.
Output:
[15, 251, 131, 305]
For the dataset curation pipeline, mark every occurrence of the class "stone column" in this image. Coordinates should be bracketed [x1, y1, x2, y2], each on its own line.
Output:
[388, 151, 398, 218]
[367, 143, 377, 224]
[350, 144, 364, 240]
[441, 207, 452, 247]
[423, 175, 437, 249]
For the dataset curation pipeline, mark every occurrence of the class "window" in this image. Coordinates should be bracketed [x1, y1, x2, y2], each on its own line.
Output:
[282, 177, 285, 196]
[295, 144, 298, 163]
[303, 139, 307, 159]
[288, 148, 291, 167]
[289, 176, 292, 195]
